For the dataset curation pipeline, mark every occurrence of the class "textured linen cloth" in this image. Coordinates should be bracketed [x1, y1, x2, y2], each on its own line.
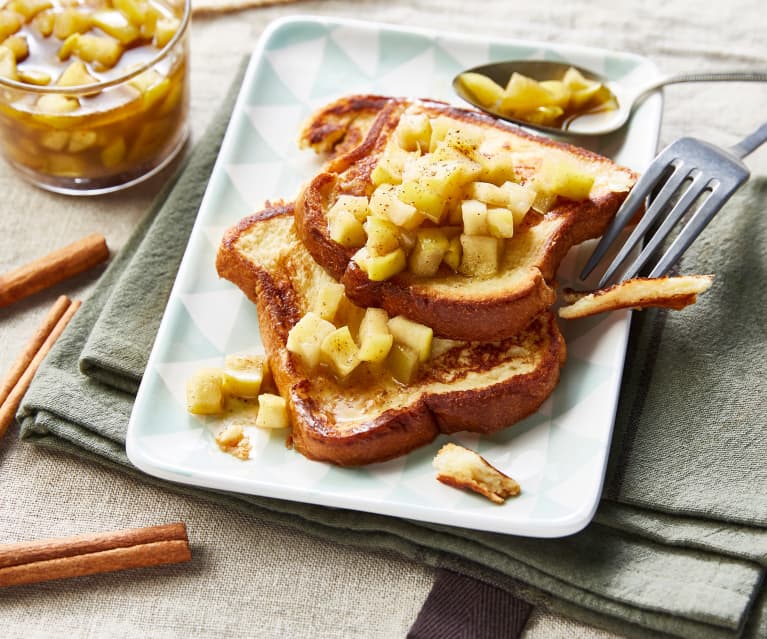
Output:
[16, 55, 767, 639]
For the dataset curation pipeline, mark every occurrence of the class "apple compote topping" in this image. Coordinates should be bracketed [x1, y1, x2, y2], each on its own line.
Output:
[326, 110, 598, 282]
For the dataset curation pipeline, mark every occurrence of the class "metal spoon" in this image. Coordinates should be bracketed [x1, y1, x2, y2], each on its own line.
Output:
[453, 60, 767, 136]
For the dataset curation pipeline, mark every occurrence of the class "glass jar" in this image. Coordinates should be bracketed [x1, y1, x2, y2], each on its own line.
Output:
[0, 0, 190, 195]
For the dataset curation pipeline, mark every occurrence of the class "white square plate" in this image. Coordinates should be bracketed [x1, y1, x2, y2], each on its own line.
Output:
[127, 15, 662, 537]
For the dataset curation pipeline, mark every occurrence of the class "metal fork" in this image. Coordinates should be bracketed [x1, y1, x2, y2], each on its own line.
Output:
[581, 120, 767, 287]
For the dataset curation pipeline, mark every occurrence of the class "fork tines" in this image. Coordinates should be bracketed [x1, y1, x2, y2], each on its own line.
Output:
[580, 137, 749, 288]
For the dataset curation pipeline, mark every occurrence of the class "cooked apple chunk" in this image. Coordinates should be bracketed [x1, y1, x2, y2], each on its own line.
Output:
[387, 315, 432, 363]
[321, 326, 361, 378]
[357, 307, 393, 363]
[286, 311, 336, 372]
[256, 393, 290, 429]
[186, 368, 224, 415]
[222, 354, 267, 398]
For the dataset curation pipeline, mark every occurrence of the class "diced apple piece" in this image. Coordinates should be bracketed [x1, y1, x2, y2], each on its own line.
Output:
[476, 150, 516, 185]
[7, 0, 52, 21]
[388, 315, 432, 363]
[256, 393, 290, 429]
[32, 10, 53, 36]
[92, 10, 140, 45]
[396, 112, 431, 152]
[400, 159, 481, 223]
[562, 66, 592, 91]
[443, 125, 483, 157]
[59, 33, 123, 70]
[222, 354, 266, 398]
[534, 157, 595, 201]
[397, 178, 444, 223]
[40, 129, 69, 151]
[2, 34, 28, 61]
[287, 311, 336, 372]
[57, 60, 97, 86]
[428, 115, 456, 152]
[443, 235, 462, 271]
[358, 307, 393, 363]
[329, 206, 366, 248]
[461, 199, 489, 235]
[387, 342, 419, 385]
[364, 247, 406, 281]
[500, 72, 556, 113]
[364, 214, 401, 256]
[53, 9, 91, 40]
[0, 44, 17, 80]
[36, 93, 79, 113]
[101, 136, 126, 167]
[329, 194, 369, 222]
[113, 0, 149, 25]
[68, 129, 98, 152]
[487, 207, 515, 239]
[154, 17, 179, 48]
[369, 183, 424, 230]
[314, 282, 346, 322]
[532, 189, 557, 214]
[321, 326, 361, 378]
[456, 72, 504, 108]
[408, 228, 450, 277]
[186, 368, 224, 414]
[466, 181, 509, 207]
[429, 140, 470, 163]
[0, 10, 22, 42]
[18, 68, 50, 85]
[538, 80, 571, 108]
[459, 234, 502, 277]
[501, 181, 536, 223]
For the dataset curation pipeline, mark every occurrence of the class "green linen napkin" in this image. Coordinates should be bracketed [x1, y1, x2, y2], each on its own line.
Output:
[19, 63, 767, 639]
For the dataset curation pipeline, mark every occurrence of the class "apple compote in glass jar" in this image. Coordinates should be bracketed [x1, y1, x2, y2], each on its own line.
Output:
[0, 0, 190, 195]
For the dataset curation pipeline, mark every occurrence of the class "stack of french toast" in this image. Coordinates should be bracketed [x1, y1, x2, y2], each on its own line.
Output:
[215, 94, 711, 468]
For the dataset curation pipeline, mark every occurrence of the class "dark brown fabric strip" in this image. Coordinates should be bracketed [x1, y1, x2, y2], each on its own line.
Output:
[408, 569, 533, 639]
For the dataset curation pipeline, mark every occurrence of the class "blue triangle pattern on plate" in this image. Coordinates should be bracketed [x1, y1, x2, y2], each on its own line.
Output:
[310, 37, 372, 99]
[264, 19, 330, 51]
[377, 29, 435, 75]
[246, 57, 300, 106]
[551, 355, 614, 417]
[159, 301, 222, 362]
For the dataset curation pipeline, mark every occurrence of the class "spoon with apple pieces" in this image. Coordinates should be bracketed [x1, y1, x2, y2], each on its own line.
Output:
[453, 60, 767, 136]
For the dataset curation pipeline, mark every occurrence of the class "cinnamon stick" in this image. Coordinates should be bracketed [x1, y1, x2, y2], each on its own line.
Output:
[0, 233, 108, 308]
[0, 295, 71, 406]
[0, 523, 191, 587]
[0, 298, 81, 439]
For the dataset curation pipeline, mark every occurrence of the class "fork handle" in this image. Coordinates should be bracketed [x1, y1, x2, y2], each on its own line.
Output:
[730, 120, 767, 159]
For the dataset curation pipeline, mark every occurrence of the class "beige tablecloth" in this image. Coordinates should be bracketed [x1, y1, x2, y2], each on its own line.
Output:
[1, 1, 766, 637]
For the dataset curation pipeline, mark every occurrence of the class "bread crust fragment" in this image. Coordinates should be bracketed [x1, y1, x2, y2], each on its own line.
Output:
[217, 205, 566, 466]
[295, 95, 637, 341]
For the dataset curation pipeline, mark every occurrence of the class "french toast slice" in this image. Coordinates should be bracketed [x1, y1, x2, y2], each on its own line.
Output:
[216, 204, 566, 466]
[296, 95, 637, 341]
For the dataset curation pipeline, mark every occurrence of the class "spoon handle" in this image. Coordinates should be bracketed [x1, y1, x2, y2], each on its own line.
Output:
[639, 70, 767, 95]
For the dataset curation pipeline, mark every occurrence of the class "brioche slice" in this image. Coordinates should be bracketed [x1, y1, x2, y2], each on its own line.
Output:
[217, 205, 566, 466]
[433, 442, 521, 504]
[295, 95, 637, 341]
[558, 275, 714, 319]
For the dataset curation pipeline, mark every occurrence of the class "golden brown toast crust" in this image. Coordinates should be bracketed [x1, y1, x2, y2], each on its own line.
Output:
[295, 95, 637, 341]
[217, 205, 566, 466]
